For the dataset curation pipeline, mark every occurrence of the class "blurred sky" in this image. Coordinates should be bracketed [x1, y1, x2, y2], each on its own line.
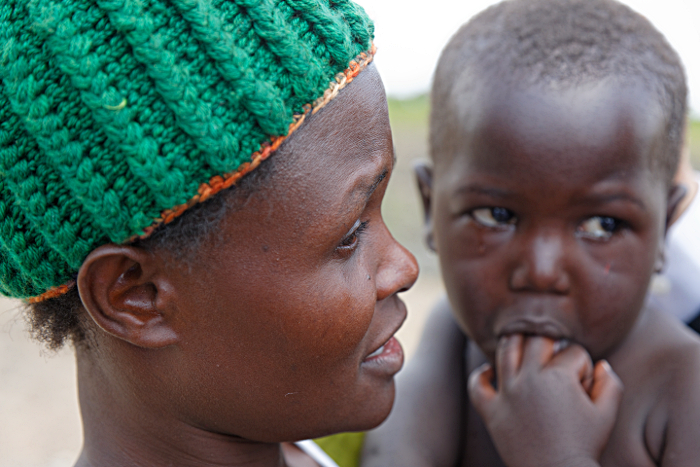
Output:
[362, 0, 700, 115]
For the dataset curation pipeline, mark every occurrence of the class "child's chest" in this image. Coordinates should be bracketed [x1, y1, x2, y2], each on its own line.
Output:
[599, 363, 668, 467]
[460, 397, 506, 467]
[460, 405, 661, 467]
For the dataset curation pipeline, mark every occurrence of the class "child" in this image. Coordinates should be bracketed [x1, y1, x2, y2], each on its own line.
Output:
[0, 1, 619, 466]
[363, 0, 700, 466]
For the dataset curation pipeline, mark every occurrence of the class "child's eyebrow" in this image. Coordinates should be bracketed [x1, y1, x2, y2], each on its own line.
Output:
[581, 192, 647, 211]
[456, 184, 515, 198]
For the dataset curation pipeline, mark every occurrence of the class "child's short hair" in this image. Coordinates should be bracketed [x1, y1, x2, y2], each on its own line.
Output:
[430, 0, 687, 181]
[0, 0, 375, 348]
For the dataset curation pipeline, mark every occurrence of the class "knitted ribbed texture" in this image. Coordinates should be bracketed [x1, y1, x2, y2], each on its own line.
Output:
[0, 0, 374, 300]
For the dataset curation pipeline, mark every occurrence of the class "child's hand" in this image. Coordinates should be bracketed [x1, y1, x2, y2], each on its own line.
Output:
[468, 334, 623, 467]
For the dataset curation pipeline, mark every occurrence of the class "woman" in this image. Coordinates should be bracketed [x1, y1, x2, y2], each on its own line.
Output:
[0, 1, 618, 465]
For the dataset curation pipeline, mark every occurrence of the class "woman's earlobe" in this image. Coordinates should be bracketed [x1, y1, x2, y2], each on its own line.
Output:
[414, 161, 437, 252]
[77, 244, 179, 348]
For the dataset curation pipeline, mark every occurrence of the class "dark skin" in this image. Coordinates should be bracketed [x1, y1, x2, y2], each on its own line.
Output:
[74, 65, 420, 467]
[363, 303, 621, 467]
[70, 65, 627, 467]
[364, 78, 700, 467]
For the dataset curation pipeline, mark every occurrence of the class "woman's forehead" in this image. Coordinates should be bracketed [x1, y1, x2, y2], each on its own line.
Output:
[271, 65, 393, 194]
[214, 66, 394, 236]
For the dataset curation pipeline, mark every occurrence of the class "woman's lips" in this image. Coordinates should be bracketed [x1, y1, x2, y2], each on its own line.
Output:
[366, 343, 387, 359]
[361, 336, 404, 375]
[361, 299, 408, 374]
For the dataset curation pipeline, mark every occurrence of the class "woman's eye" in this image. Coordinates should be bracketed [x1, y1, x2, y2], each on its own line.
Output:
[577, 216, 620, 240]
[338, 220, 369, 251]
[471, 207, 516, 228]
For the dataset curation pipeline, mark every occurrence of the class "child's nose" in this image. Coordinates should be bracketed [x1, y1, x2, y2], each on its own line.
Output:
[376, 231, 419, 301]
[509, 233, 570, 293]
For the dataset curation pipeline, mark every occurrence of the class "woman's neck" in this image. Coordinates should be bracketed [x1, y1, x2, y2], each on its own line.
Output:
[74, 348, 288, 467]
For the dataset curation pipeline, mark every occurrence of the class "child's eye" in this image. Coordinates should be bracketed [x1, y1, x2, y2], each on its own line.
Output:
[577, 216, 621, 240]
[337, 219, 370, 252]
[471, 207, 517, 228]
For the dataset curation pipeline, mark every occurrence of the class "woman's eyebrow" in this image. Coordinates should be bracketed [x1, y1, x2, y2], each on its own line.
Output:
[363, 168, 389, 202]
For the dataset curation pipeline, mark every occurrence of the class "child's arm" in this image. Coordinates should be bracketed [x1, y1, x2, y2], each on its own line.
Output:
[361, 299, 466, 467]
[469, 335, 623, 467]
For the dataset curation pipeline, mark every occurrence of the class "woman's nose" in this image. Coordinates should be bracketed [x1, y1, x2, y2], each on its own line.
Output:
[376, 230, 419, 301]
[509, 233, 570, 293]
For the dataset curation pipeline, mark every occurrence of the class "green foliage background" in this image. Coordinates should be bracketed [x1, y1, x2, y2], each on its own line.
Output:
[689, 119, 700, 167]
[382, 95, 437, 280]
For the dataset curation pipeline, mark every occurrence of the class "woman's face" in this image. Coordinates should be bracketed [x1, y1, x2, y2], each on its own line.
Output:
[160, 65, 418, 442]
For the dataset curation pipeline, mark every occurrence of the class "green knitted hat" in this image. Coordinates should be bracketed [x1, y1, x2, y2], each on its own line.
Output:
[0, 0, 375, 301]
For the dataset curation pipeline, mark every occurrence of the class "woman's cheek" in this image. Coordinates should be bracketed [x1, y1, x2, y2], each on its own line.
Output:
[296, 273, 375, 361]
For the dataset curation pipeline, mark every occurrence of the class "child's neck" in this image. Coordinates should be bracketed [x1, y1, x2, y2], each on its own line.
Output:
[74, 347, 289, 467]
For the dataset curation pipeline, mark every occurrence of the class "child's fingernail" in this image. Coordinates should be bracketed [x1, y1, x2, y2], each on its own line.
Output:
[601, 359, 612, 372]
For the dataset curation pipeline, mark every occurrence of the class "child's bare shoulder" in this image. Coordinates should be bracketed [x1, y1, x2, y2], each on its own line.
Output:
[606, 309, 700, 466]
[631, 308, 700, 397]
[648, 314, 700, 465]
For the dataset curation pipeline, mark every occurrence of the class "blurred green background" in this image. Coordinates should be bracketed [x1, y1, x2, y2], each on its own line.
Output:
[382, 95, 436, 277]
[379, 95, 443, 365]
[690, 119, 700, 165]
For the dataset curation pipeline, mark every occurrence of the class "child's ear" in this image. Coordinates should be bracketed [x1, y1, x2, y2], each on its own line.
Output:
[415, 162, 436, 251]
[655, 183, 688, 273]
[666, 183, 688, 231]
[77, 244, 179, 348]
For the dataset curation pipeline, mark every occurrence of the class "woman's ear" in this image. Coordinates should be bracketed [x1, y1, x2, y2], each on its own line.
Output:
[415, 162, 436, 252]
[77, 244, 179, 348]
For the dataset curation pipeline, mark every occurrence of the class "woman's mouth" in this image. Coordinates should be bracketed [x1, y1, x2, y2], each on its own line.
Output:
[362, 336, 404, 375]
[366, 344, 387, 359]
[364, 336, 402, 361]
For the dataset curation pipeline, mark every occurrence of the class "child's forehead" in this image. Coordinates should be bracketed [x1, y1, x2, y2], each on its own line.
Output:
[437, 78, 666, 177]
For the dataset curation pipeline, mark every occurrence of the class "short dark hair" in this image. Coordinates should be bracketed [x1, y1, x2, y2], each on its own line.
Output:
[26, 154, 279, 351]
[430, 0, 687, 181]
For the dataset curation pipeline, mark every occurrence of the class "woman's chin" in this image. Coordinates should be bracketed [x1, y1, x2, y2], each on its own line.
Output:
[330, 381, 397, 434]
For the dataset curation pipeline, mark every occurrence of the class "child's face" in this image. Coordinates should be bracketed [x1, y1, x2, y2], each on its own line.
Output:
[155, 66, 418, 440]
[425, 80, 675, 363]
